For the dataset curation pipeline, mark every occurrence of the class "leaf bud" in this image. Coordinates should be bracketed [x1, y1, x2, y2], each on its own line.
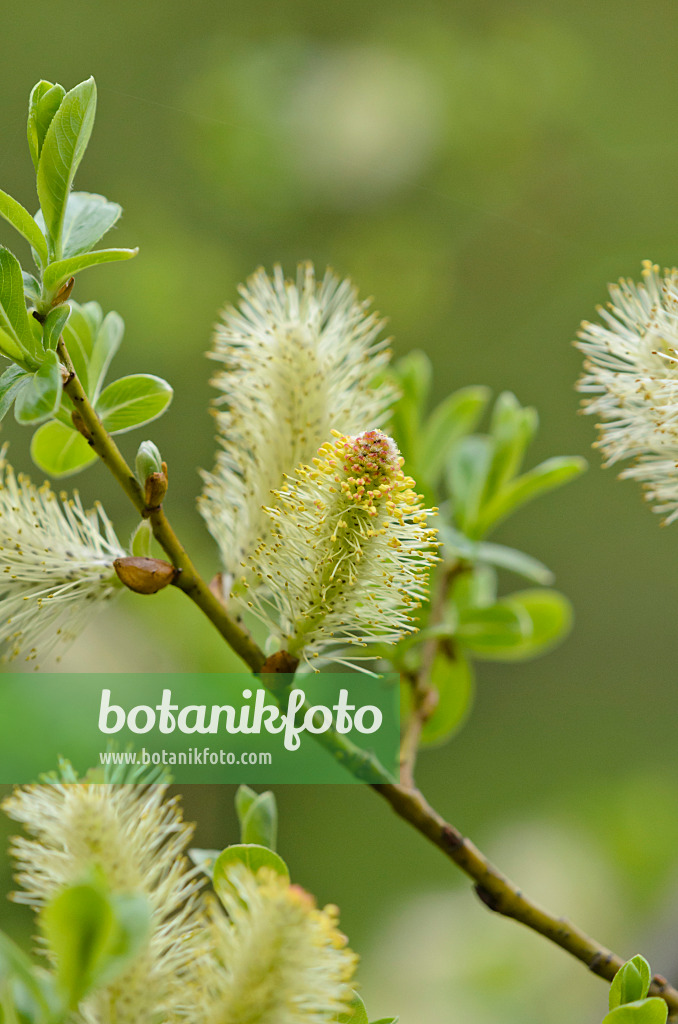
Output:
[27, 80, 66, 170]
[113, 556, 176, 594]
[135, 440, 163, 481]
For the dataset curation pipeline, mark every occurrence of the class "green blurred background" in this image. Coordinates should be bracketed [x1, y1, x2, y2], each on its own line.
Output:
[2, 2, 678, 1021]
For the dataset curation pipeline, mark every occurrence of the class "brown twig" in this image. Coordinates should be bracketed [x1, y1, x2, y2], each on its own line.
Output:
[56, 338, 678, 1016]
[372, 780, 678, 1017]
[57, 337, 265, 671]
[399, 560, 467, 786]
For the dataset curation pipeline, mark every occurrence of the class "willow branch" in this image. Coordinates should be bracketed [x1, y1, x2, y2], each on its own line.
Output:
[55, 339, 678, 1016]
[399, 560, 466, 787]
[372, 781, 678, 1016]
[57, 338, 265, 672]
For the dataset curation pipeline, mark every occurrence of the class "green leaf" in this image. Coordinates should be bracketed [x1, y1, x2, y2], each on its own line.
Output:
[438, 524, 554, 585]
[389, 350, 432, 463]
[610, 957, 652, 1009]
[419, 651, 475, 746]
[477, 456, 588, 535]
[371, 1018, 400, 1023]
[30, 420, 97, 477]
[188, 848, 222, 878]
[447, 435, 493, 535]
[41, 305, 70, 351]
[457, 589, 572, 661]
[601, 999, 668, 1024]
[0, 365, 31, 422]
[235, 784, 258, 823]
[60, 192, 122, 259]
[457, 601, 530, 655]
[213, 844, 290, 905]
[27, 80, 65, 172]
[0, 247, 40, 364]
[36, 78, 97, 256]
[93, 893, 151, 989]
[0, 329, 27, 365]
[40, 883, 150, 1010]
[61, 301, 102, 392]
[96, 374, 173, 434]
[88, 310, 123, 401]
[336, 992, 369, 1024]
[131, 519, 153, 558]
[239, 791, 278, 850]
[471, 542, 554, 585]
[22, 272, 41, 306]
[0, 932, 53, 1020]
[450, 563, 497, 613]
[0, 190, 48, 267]
[40, 884, 114, 1009]
[14, 351, 62, 425]
[135, 440, 163, 484]
[478, 392, 538, 514]
[42, 247, 138, 295]
[420, 385, 491, 486]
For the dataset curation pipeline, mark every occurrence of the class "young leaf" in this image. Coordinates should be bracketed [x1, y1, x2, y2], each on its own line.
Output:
[0, 931, 51, 1016]
[447, 434, 493, 536]
[187, 848, 221, 878]
[130, 519, 154, 559]
[478, 391, 538, 512]
[59, 192, 122, 258]
[601, 999, 668, 1024]
[457, 589, 572, 661]
[42, 246, 138, 295]
[96, 374, 173, 434]
[40, 884, 115, 1009]
[88, 310, 124, 401]
[336, 992, 369, 1024]
[61, 300, 102, 391]
[456, 601, 527, 655]
[419, 385, 491, 487]
[36, 77, 97, 256]
[0, 189, 48, 267]
[471, 541, 554, 585]
[93, 892, 151, 989]
[389, 350, 432, 464]
[450, 563, 497, 613]
[418, 651, 475, 746]
[30, 420, 98, 477]
[240, 791, 278, 850]
[213, 844, 290, 905]
[42, 304, 70, 351]
[40, 883, 150, 1011]
[438, 524, 554, 585]
[503, 589, 573, 660]
[235, 785, 259, 833]
[27, 80, 65, 171]
[135, 440, 163, 483]
[476, 455, 588, 536]
[610, 957, 652, 1010]
[0, 365, 31, 422]
[0, 247, 41, 364]
[14, 350, 62, 425]
[22, 271, 41, 306]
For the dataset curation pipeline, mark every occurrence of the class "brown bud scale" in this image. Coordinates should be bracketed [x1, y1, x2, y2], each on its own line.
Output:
[113, 556, 177, 594]
[144, 469, 168, 509]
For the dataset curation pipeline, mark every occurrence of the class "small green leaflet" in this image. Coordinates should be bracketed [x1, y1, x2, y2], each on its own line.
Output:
[0, 189, 48, 266]
[95, 374, 173, 434]
[36, 78, 97, 256]
[14, 350, 63, 425]
[31, 420, 98, 477]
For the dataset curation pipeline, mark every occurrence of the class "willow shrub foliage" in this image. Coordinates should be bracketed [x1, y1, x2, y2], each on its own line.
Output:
[0, 76, 669, 1024]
